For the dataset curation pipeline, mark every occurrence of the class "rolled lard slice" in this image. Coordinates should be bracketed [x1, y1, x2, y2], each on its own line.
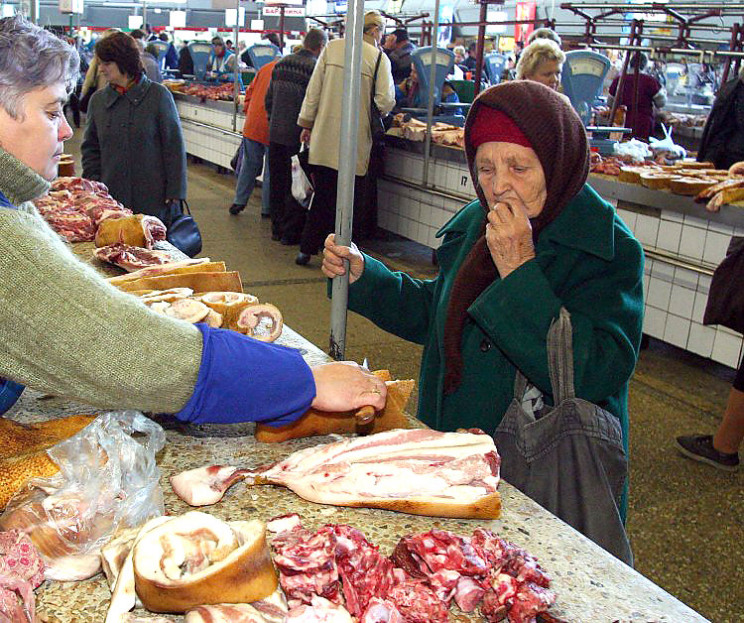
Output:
[139, 288, 194, 304]
[133, 512, 278, 613]
[199, 291, 258, 330]
[236, 303, 283, 342]
[164, 299, 211, 324]
[204, 309, 223, 328]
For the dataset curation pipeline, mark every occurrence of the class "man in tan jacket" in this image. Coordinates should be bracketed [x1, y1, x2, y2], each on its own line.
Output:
[295, 10, 395, 265]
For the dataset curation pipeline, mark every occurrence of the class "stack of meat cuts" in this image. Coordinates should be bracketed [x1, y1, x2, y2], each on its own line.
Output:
[34, 177, 132, 242]
[93, 243, 171, 272]
[269, 514, 557, 623]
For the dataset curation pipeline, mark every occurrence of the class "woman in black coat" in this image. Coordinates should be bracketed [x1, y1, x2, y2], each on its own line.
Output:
[82, 32, 187, 225]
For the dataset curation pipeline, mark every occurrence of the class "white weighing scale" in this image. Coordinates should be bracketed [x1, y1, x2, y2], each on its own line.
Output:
[562, 50, 631, 155]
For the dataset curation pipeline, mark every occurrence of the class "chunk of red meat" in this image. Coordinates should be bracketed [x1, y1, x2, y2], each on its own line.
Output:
[388, 580, 449, 623]
[453, 576, 485, 612]
[360, 598, 404, 623]
[324, 525, 397, 618]
[505, 582, 556, 623]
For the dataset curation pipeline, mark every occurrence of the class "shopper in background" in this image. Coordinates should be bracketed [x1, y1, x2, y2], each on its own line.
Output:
[207, 36, 236, 78]
[159, 32, 179, 71]
[265, 28, 328, 245]
[383, 28, 415, 83]
[143, 43, 163, 83]
[82, 32, 186, 225]
[79, 28, 118, 111]
[463, 42, 478, 71]
[321, 79, 643, 489]
[0, 15, 386, 426]
[296, 11, 395, 265]
[228, 57, 278, 217]
[526, 27, 562, 47]
[178, 40, 195, 77]
[697, 65, 744, 169]
[608, 52, 666, 141]
[395, 63, 461, 113]
[515, 39, 565, 91]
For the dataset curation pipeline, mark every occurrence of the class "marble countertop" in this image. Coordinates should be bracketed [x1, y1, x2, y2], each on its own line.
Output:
[20, 246, 708, 622]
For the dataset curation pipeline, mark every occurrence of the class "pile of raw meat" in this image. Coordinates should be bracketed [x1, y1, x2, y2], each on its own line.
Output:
[34, 177, 132, 242]
[182, 83, 236, 101]
[0, 529, 45, 622]
[269, 514, 556, 623]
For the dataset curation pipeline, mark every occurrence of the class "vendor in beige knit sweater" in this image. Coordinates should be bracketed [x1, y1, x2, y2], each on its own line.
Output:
[0, 16, 387, 424]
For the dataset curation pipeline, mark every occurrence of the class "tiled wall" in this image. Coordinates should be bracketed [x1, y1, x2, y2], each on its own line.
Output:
[379, 146, 743, 369]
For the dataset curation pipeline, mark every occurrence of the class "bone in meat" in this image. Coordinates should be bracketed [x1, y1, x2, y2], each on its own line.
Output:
[170, 465, 255, 507]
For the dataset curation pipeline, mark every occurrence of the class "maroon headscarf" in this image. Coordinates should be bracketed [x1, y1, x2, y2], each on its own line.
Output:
[443, 81, 590, 394]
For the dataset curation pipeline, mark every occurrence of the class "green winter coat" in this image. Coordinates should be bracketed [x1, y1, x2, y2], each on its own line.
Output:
[82, 76, 187, 224]
[347, 183, 644, 452]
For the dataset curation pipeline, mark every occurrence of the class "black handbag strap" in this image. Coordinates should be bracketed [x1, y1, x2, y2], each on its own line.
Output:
[371, 50, 382, 109]
[179, 199, 192, 216]
[513, 307, 576, 404]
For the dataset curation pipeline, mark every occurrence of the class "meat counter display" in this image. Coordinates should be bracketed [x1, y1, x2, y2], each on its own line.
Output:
[377, 136, 744, 370]
[172, 92, 245, 171]
[13, 331, 708, 621]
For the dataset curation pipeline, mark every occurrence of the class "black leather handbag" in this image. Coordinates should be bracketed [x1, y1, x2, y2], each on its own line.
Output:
[704, 235, 744, 334]
[166, 200, 202, 258]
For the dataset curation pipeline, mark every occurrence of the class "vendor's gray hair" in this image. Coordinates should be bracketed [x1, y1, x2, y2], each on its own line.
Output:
[0, 15, 79, 119]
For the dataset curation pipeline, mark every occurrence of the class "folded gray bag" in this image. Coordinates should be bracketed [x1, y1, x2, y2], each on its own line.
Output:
[493, 307, 633, 565]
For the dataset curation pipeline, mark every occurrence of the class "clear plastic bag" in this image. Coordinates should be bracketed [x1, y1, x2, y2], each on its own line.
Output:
[0, 411, 166, 581]
[613, 138, 652, 162]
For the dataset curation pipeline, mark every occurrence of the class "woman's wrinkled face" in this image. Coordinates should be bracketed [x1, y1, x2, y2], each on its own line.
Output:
[475, 141, 547, 218]
[0, 82, 73, 181]
[527, 59, 562, 91]
[98, 59, 128, 86]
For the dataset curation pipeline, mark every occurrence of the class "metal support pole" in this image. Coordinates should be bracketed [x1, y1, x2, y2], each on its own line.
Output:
[279, 6, 285, 51]
[422, 0, 441, 187]
[232, 0, 241, 133]
[328, 0, 364, 361]
[142, 0, 147, 32]
[473, 0, 487, 97]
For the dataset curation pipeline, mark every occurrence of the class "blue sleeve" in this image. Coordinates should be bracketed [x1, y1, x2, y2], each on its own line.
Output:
[175, 324, 316, 426]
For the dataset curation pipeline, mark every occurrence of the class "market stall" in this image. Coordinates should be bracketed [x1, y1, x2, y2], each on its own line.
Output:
[376, 134, 744, 369]
[18, 338, 707, 623]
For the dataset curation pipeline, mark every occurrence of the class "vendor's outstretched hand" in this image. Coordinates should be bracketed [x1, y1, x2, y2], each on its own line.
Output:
[311, 361, 387, 412]
[321, 234, 365, 284]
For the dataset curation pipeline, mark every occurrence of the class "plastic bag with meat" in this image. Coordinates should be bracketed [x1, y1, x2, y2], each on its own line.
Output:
[0, 412, 165, 582]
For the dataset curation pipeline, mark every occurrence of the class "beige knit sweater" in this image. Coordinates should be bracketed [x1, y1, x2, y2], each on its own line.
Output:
[0, 147, 202, 412]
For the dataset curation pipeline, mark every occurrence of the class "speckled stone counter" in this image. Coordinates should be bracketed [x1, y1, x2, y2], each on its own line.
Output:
[9, 325, 706, 623]
[17, 244, 707, 622]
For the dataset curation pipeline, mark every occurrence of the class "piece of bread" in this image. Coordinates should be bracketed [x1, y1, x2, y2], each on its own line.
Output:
[133, 514, 277, 613]
[677, 160, 715, 169]
[618, 167, 645, 184]
[107, 260, 220, 287]
[255, 371, 415, 443]
[0, 415, 96, 508]
[670, 177, 718, 196]
[115, 271, 243, 294]
[640, 172, 678, 190]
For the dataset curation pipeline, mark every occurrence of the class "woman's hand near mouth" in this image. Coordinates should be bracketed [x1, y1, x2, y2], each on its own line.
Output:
[486, 201, 536, 278]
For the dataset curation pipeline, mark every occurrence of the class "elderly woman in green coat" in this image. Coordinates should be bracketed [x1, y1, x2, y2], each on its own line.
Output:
[82, 32, 186, 225]
[323, 81, 644, 555]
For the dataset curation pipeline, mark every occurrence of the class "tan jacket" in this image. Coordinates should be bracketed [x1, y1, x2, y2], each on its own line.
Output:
[298, 34, 395, 176]
[80, 56, 109, 99]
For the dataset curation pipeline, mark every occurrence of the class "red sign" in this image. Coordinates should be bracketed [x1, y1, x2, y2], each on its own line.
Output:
[514, 1, 536, 43]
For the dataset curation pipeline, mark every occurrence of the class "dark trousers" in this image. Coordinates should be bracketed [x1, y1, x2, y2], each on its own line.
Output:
[268, 142, 306, 242]
[300, 165, 366, 255]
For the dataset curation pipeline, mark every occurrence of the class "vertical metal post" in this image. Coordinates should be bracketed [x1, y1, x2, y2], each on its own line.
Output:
[473, 0, 487, 97]
[328, 0, 365, 361]
[232, 0, 241, 133]
[279, 6, 285, 50]
[142, 0, 147, 32]
[422, 0, 441, 187]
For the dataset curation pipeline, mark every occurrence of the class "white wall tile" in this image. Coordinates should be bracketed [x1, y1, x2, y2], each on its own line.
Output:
[692, 291, 708, 324]
[673, 267, 698, 292]
[712, 330, 743, 368]
[410, 157, 424, 182]
[643, 306, 668, 339]
[707, 219, 734, 235]
[703, 231, 729, 266]
[664, 315, 691, 349]
[678, 226, 706, 260]
[687, 324, 716, 358]
[669, 285, 695, 320]
[634, 214, 659, 247]
[661, 209, 684, 224]
[643, 274, 650, 298]
[697, 274, 712, 296]
[651, 260, 675, 283]
[647, 277, 672, 309]
[616, 208, 637, 231]
[656, 221, 682, 254]
[684, 215, 710, 230]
